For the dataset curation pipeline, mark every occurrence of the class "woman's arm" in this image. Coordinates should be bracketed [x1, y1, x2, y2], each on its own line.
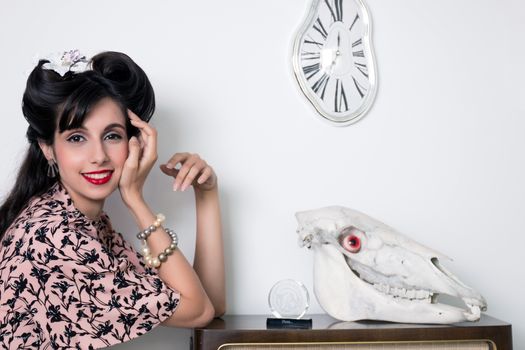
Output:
[161, 153, 226, 318]
[125, 200, 215, 328]
[119, 112, 224, 328]
[193, 186, 225, 317]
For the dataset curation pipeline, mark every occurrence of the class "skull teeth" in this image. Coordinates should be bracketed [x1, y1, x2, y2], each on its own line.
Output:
[466, 303, 481, 318]
[373, 283, 432, 302]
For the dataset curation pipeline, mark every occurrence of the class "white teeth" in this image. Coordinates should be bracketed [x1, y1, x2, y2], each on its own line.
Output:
[469, 304, 481, 316]
[465, 304, 481, 320]
[415, 290, 430, 299]
[390, 287, 405, 297]
[373, 283, 390, 293]
[84, 172, 111, 179]
[372, 284, 431, 301]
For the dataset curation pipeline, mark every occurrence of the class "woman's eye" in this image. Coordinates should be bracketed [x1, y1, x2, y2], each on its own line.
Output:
[104, 133, 123, 141]
[66, 134, 85, 143]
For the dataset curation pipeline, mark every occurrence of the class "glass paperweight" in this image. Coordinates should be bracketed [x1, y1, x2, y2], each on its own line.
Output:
[268, 279, 310, 319]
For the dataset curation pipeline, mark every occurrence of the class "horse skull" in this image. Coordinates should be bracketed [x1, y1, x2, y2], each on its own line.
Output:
[296, 206, 486, 324]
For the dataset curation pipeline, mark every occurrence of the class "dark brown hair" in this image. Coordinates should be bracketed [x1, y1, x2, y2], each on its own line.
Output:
[0, 51, 155, 238]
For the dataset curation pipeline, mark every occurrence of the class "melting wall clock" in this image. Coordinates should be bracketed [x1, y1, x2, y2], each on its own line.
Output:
[292, 0, 377, 125]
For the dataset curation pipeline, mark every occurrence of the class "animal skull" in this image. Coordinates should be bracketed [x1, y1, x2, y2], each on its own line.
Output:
[295, 206, 487, 324]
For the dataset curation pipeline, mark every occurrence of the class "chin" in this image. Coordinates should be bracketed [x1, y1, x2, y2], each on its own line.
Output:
[65, 178, 119, 203]
[88, 183, 119, 199]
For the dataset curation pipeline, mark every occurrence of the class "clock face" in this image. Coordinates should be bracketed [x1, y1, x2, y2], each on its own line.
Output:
[293, 0, 377, 125]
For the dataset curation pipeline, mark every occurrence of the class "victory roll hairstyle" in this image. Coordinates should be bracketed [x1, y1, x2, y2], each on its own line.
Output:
[0, 51, 156, 238]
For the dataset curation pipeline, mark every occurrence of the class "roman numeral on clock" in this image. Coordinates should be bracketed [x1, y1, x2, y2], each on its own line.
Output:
[352, 38, 362, 48]
[334, 79, 349, 112]
[312, 73, 330, 100]
[353, 50, 365, 58]
[349, 13, 360, 32]
[304, 34, 324, 49]
[352, 76, 367, 98]
[302, 63, 321, 80]
[301, 51, 321, 61]
[313, 17, 328, 39]
[334, 0, 344, 21]
[355, 62, 368, 78]
[324, 0, 344, 23]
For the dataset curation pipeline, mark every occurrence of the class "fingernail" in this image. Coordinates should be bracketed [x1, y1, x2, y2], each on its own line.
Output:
[181, 185, 187, 192]
[166, 163, 174, 169]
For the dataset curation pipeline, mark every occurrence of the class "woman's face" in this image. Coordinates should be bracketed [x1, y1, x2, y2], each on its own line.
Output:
[51, 98, 129, 217]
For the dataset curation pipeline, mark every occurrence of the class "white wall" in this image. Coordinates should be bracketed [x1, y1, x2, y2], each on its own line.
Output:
[1, 0, 523, 348]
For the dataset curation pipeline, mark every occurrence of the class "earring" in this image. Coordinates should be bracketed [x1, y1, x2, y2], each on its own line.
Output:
[47, 159, 59, 178]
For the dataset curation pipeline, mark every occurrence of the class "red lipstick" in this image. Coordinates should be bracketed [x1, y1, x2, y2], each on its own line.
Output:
[82, 170, 113, 185]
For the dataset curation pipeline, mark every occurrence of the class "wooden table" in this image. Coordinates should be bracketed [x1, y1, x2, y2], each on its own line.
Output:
[192, 314, 512, 350]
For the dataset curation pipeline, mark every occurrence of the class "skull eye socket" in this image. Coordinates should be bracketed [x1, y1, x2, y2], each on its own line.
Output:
[338, 226, 364, 253]
[341, 234, 361, 253]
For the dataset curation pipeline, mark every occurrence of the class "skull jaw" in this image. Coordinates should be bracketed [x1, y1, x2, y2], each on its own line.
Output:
[313, 244, 481, 324]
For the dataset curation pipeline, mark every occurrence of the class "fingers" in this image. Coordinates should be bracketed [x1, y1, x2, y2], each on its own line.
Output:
[163, 153, 185, 169]
[128, 109, 157, 164]
[124, 136, 141, 169]
[175, 154, 201, 191]
[181, 165, 202, 191]
[197, 166, 212, 184]
[120, 136, 141, 187]
[161, 153, 211, 191]
[159, 163, 179, 177]
[129, 110, 154, 138]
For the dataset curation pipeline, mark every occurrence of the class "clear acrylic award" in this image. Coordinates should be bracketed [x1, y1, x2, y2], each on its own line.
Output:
[268, 279, 310, 320]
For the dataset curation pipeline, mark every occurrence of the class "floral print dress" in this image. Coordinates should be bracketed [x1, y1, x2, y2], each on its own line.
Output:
[0, 183, 180, 349]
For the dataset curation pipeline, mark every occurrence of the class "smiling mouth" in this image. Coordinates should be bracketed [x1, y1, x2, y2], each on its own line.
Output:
[82, 170, 113, 185]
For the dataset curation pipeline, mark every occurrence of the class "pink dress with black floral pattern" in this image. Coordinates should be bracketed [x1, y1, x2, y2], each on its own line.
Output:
[0, 183, 180, 349]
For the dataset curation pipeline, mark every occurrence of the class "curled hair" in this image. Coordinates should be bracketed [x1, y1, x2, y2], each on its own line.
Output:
[0, 51, 155, 238]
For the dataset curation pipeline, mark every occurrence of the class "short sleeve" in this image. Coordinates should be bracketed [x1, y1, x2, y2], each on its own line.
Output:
[0, 183, 181, 349]
[107, 229, 155, 276]
[27, 222, 180, 348]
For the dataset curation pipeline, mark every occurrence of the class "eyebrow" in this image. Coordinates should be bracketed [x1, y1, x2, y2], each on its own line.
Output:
[64, 123, 126, 134]
[103, 123, 126, 133]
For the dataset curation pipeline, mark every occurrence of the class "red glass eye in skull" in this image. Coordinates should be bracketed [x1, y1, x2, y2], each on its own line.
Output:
[339, 226, 363, 253]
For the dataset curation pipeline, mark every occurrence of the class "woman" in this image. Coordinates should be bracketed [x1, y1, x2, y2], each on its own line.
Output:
[0, 50, 225, 349]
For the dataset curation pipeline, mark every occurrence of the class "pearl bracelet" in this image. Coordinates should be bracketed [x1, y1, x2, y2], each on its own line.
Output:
[141, 228, 179, 268]
[136, 213, 166, 241]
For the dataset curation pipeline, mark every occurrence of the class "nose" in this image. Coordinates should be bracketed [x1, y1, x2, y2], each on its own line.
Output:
[90, 140, 109, 165]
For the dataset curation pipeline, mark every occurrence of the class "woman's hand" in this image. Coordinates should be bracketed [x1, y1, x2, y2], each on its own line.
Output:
[119, 110, 158, 207]
[160, 153, 217, 192]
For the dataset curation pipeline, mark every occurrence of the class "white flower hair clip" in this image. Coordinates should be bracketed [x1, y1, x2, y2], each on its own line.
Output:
[41, 49, 91, 77]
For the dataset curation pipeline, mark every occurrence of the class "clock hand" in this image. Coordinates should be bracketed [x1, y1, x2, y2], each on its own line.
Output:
[335, 32, 341, 61]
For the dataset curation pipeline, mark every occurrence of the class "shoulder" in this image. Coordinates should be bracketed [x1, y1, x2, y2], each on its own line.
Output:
[4, 183, 103, 253]
[10, 183, 68, 228]
[2, 184, 65, 246]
